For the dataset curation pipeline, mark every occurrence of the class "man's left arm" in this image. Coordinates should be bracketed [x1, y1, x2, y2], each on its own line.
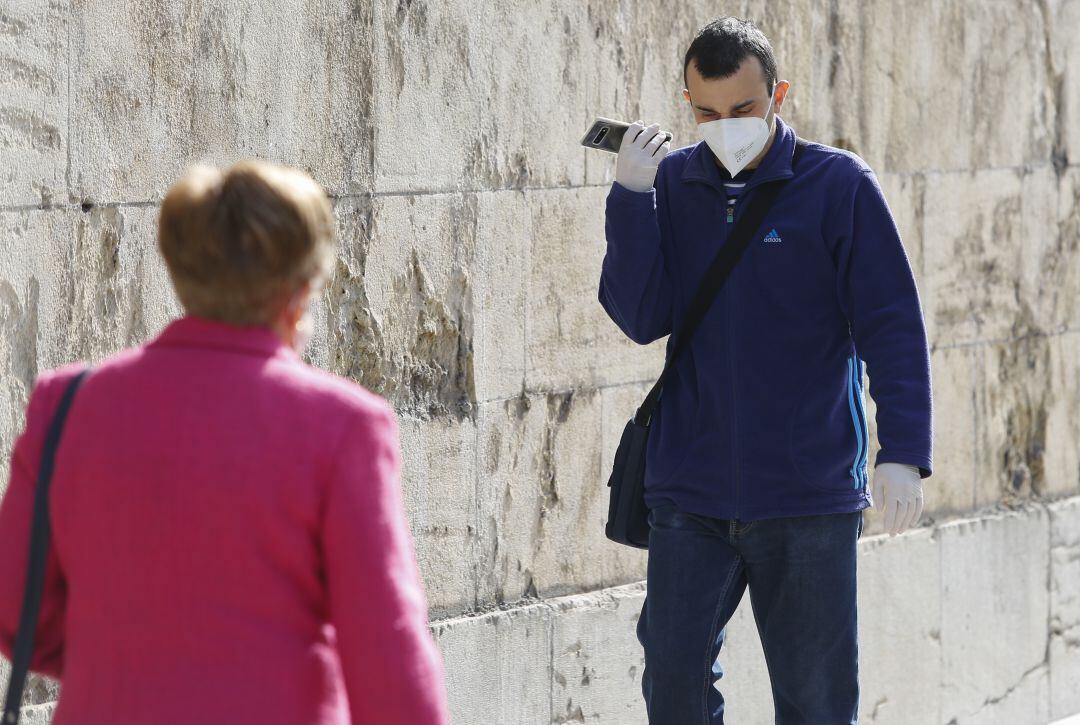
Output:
[833, 168, 933, 535]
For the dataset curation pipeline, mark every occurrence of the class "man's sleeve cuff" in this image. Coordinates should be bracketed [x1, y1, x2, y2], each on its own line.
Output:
[875, 451, 933, 479]
[608, 181, 656, 203]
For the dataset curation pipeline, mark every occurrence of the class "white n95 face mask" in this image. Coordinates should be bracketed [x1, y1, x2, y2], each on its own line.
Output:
[698, 88, 775, 176]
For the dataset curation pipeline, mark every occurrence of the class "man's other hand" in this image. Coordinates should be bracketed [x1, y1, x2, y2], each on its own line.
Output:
[871, 463, 924, 536]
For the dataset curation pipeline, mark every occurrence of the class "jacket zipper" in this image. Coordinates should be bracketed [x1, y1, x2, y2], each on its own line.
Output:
[729, 282, 741, 516]
[726, 199, 741, 518]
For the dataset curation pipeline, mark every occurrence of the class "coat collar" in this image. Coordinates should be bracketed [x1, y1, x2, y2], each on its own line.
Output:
[149, 316, 295, 359]
[681, 116, 798, 194]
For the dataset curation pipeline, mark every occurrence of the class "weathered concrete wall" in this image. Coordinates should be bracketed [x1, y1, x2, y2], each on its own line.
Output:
[1, 0, 1079, 722]
[436, 498, 1080, 725]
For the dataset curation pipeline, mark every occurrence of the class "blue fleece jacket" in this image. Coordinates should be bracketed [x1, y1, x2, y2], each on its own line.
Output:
[600, 118, 933, 521]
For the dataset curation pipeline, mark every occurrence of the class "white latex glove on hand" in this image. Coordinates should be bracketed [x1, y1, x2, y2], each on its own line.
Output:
[615, 121, 672, 193]
[871, 463, 924, 536]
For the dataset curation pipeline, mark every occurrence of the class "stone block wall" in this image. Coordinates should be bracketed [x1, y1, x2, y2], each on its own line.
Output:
[436, 500, 1080, 724]
[1, 0, 1078, 722]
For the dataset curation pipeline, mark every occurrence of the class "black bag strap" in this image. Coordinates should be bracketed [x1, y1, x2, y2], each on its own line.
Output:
[3, 368, 91, 725]
[634, 139, 808, 426]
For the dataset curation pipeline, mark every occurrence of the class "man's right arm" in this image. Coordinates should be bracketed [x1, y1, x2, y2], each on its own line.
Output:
[598, 122, 674, 345]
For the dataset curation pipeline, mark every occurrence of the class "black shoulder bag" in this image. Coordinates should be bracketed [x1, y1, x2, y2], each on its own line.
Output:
[3, 368, 91, 725]
[605, 140, 807, 549]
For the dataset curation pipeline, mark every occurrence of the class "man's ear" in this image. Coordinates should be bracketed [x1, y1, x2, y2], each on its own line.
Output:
[682, 88, 692, 103]
[773, 80, 792, 113]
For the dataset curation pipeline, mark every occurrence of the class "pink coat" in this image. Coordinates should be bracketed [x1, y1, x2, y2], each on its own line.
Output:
[0, 317, 449, 724]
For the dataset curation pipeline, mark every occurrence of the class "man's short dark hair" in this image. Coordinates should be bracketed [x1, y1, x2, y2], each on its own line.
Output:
[683, 17, 777, 92]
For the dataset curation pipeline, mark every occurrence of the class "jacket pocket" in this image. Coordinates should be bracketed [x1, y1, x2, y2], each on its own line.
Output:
[788, 356, 868, 492]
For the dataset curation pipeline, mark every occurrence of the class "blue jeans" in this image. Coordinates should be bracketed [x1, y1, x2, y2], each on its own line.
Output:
[637, 504, 863, 724]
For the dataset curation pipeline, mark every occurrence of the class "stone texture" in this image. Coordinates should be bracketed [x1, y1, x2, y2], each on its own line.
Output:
[923, 346, 978, 518]
[433, 582, 780, 725]
[472, 190, 530, 403]
[433, 602, 553, 725]
[760, 0, 1055, 175]
[327, 192, 479, 420]
[509, 389, 643, 599]
[857, 528, 942, 725]
[940, 508, 1051, 724]
[953, 664, 1050, 725]
[17, 703, 56, 725]
[550, 584, 778, 725]
[974, 340, 1054, 508]
[940, 166, 1080, 509]
[0, 657, 60, 711]
[1050, 498, 1080, 720]
[1048, 167, 1080, 332]
[329, 185, 615, 413]
[68, 1, 197, 203]
[746, 1, 829, 147]
[922, 167, 1058, 348]
[580, 3, 714, 187]
[524, 186, 664, 392]
[0, 206, 178, 477]
[1045, 332, 1080, 501]
[479, 391, 561, 605]
[0, 209, 72, 473]
[1047, 0, 1080, 169]
[862, 348, 945, 536]
[1024, 166, 1077, 335]
[309, 196, 375, 374]
[398, 414, 479, 617]
[0, 1, 1079, 721]
[70, 0, 375, 203]
[324, 189, 529, 415]
[373, 0, 584, 194]
[475, 391, 646, 608]
[62, 206, 181, 363]
[190, 0, 375, 197]
[0, 0, 68, 207]
[877, 172, 925, 289]
[433, 503, 1076, 725]
[474, 395, 547, 605]
[549, 584, 647, 724]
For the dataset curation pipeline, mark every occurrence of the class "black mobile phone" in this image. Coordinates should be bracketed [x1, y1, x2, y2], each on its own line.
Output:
[580, 117, 673, 153]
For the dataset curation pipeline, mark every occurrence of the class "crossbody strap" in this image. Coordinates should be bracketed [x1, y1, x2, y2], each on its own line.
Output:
[3, 368, 91, 725]
[634, 139, 808, 426]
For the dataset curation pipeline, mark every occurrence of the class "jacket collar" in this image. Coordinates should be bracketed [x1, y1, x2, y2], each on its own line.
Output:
[149, 316, 295, 359]
[681, 116, 797, 194]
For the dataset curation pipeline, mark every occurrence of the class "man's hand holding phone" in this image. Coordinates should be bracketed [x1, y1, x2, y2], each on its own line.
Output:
[614, 121, 672, 193]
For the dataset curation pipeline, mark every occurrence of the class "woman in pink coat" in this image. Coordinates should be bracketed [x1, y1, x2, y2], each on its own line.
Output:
[0, 161, 449, 724]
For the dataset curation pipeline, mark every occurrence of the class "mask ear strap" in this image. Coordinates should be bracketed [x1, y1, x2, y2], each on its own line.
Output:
[766, 84, 777, 119]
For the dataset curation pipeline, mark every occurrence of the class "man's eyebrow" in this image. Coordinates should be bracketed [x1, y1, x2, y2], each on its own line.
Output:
[693, 98, 758, 114]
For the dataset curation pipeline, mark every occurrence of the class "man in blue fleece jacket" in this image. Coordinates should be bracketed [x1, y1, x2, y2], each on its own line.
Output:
[600, 16, 933, 724]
